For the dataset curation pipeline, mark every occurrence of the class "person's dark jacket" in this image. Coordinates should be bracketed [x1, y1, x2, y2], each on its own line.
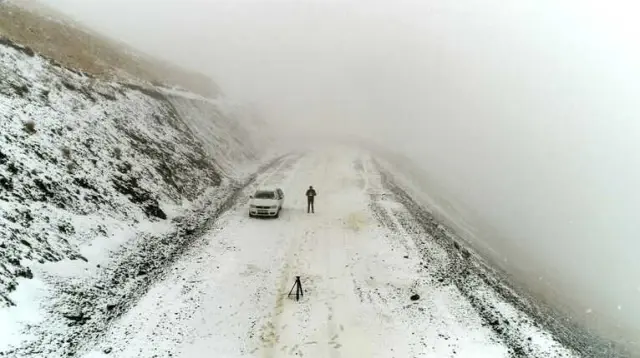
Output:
[306, 188, 316, 198]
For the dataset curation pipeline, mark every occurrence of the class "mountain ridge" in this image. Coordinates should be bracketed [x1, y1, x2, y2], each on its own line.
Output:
[0, 0, 221, 97]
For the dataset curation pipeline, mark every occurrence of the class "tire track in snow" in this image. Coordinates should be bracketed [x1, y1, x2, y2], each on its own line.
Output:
[249, 157, 311, 358]
[256, 150, 374, 358]
[359, 154, 415, 256]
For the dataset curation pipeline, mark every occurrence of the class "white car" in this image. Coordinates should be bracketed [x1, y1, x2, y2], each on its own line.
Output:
[249, 188, 284, 218]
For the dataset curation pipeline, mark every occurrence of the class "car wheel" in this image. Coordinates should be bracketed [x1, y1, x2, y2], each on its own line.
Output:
[274, 208, 280, 218]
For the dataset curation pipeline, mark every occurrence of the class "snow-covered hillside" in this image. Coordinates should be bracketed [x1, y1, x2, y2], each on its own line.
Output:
[0, 36, 279, 354]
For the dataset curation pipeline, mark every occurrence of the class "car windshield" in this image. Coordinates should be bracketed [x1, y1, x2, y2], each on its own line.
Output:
[254, 191, 275, 199]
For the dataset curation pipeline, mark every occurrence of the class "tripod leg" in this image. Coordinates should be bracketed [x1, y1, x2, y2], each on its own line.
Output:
[289, 281, 298, 297]
[290, 276, 303, 301]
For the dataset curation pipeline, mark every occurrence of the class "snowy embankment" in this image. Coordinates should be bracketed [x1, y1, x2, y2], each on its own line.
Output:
[372, 156, 626, 358]
[0, 38, 277, 355]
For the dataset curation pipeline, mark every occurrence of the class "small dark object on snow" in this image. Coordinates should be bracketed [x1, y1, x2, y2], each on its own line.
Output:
[63, 309, 87, 323]
[61, 146, 72, 159]
[410, 294, 420, 301]
[104, 347, 113, 354]
[23, 120, 36, 134]
[403, 255, 409, 259]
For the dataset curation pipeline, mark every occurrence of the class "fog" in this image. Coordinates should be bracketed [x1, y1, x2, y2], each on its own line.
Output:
[38, 0, 640, 351]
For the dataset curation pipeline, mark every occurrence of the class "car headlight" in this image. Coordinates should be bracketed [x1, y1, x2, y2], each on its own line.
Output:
[271, 205, 278, 209]
[250, 205, 257, 208]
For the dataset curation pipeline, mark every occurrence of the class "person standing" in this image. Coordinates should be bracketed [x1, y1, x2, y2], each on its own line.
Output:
[306, 185, 317, 213]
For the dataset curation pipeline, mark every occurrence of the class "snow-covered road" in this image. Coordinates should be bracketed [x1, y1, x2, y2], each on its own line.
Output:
[82, 149, 579, 358]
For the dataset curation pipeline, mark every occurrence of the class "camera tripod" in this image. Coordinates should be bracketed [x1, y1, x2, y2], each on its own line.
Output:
[288, 276, 304, 301]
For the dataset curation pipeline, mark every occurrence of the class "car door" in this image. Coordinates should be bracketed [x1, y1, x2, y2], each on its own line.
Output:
[277, 188, 284, 206]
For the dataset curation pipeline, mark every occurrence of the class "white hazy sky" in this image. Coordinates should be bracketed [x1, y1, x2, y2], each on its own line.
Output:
[38, 0, 640, 352]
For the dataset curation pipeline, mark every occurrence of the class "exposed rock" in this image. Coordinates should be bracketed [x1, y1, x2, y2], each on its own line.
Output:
[15, 267, 33, 279]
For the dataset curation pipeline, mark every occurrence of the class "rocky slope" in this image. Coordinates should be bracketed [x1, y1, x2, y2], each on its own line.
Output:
[0, 34, 271, 318]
